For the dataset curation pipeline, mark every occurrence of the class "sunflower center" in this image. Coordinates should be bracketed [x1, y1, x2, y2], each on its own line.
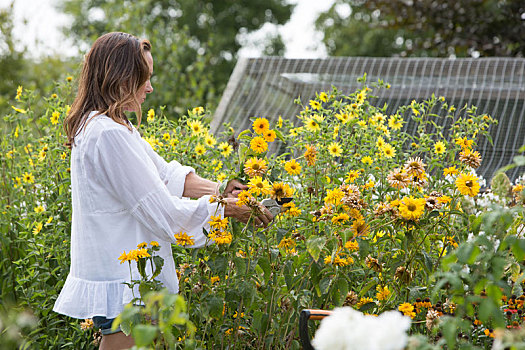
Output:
[465, 180, 472, 187]
[407, 203, 416, 211]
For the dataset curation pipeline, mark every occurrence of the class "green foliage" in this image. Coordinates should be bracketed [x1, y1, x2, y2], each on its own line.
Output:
[316, 0, 525, 58]
[59, 0, 294, 118]
[2, 76, 525, 348]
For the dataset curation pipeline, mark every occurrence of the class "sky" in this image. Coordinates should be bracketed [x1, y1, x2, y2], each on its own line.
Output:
[3, 0, 335, 58]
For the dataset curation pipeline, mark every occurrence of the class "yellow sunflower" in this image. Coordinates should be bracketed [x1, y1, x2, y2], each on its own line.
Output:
[381, 143, 396, 158]
[253, 117, 270, 134]
[205, 134, 216, 148]
[195, 144, 206, 156]
[434, 141, 446, 155]
[250, 136, 268, 154]
[263, 129, 276, 142]
[271, 182, 294, 200]
[455, 173, 480, 197]
[248, 176, 272, 196]
[304, 117, 321, 132]
[327, 142, 342, 157]
[244, 157, 268, 178]
[284, 159, 302, 176]
[187, 120, 204, 136]
[174, 232, 195, 246]
[398, 196, 426, 221]
[218, 142, 233, 157]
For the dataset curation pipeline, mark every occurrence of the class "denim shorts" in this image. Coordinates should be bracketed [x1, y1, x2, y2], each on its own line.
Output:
[92, 316, 121, 335]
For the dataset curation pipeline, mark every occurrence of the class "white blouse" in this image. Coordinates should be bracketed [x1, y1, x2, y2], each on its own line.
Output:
[53, 112, 223, 319]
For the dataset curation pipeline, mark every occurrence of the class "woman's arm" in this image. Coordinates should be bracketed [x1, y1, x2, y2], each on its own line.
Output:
[182, 173, 248, 198]
[182, 172, 217, 198]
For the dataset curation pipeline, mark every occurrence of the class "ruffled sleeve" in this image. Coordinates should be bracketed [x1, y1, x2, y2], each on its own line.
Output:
[138, 135, 194, 198]
[93, 127, 222, 247]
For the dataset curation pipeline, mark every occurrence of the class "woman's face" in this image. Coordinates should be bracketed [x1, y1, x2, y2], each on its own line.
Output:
[130, 51, 154, 112]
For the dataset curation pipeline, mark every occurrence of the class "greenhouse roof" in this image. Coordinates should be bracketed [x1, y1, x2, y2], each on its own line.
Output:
[211, 57, 525, 182]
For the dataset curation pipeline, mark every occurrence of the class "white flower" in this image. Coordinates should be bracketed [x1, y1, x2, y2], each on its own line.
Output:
[312, 307, 411, 350]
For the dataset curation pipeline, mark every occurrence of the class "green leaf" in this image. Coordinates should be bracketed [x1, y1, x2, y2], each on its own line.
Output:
[132, 324, 158, 347]
[151, 255, 164, 279]
[306, 236, 326, 262]
[514, 155, 525, 166]
[206, 296, 223, 319]
[253, 311, 269, 334]
[319, 277, 332, 295]
[257, 257, 271, 284]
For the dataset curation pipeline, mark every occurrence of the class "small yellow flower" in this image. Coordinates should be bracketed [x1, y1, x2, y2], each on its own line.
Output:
[253, 118, 270, 134]
[361, 156, 373, 165]
[284, 159, 302, 176]
[263, 129, 276, 142]
[211, 276, 220, 284]
[15, 85, 22, 100]
[218, 142, 233, 157]
[209, 230, 233, 245]
[381, 143, 396, 158]
[34, 205, 45, 214]
[248, 176, 272, 196]
[50, 111, 60, 125]
[118, 251, 130, 264]
[208, 215, 229, 230]
[66, 76, 73, 82]
[327, 142, 342, 157]
[192, 106, 204, 115]
[150, 241, 159, 247]
[345, 240, 359, 252]
[319, 92, 328, 102]
[195, 144, 206, 156]
[187, 119, 204, 136]
[304, 116, 321, 132]
[398, 302, 416, 318]
[277, 116, 283, 128]
[443, 166, 458, 176]
[51, 93, 58, 99]
[147, 109, 155, 122]
[162, 132, 170, 140]
[12, 106, 27, 114]
[434, 141, 446, 155]
[46, 216, 53, 224]
[33, 222, 43, 235]
[250, 136, 268, 154]
[137, 242, 147, 249]
[174, 232, 195, 246]
[22, 172, 34, 184]
[309, 100, 321, 110]
[205, 134, 216, 148]
[455, 173, 480, 197]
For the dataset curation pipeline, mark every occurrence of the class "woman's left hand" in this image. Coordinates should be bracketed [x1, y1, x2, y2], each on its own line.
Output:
[222, 179, 248, 198]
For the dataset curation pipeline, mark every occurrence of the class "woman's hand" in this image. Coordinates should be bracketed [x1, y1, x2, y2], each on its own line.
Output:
[222, 179, 248, 198]
[224, 198, 274, 227]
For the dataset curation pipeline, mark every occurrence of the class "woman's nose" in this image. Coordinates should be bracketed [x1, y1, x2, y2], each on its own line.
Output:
[146, 80, 153, 94]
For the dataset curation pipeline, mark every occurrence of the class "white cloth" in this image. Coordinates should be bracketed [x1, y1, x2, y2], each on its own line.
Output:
[53, 112, 223, 319]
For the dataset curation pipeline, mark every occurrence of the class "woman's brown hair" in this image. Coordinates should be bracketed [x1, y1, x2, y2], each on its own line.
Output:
[64, 32, 151, 148]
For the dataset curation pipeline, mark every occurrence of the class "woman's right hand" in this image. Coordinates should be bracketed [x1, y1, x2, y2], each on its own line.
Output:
[223, 198, 274, 228]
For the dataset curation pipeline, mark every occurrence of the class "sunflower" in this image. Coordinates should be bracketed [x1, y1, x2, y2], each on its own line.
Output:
[209, 230, 233, 245]
[250, 136, 268, 154]
[187, 120, 204, 136]
[208, 215, 229, 230]
[331, 213, 350, 225]
[304, 117, 320, 132]
[336, 112, 350, 124]
[22, 172, 34, 184]
[388, 115, 404, 130]
[263, 129, 276, 142]
[361, 156, 373, 165]
[195, 144, 206, 156]
[404, 157, 426, 177]
[271, 182, 294, 200]
[205, 134, 216, 148]
[284, 159, 302, 176]
[50, 111, 60, 125]
[434, 141, 446, 155]
[278, 237, 296, 251]
[398, 196, 426, 221]
[352, 218, 369, 236]
[218, 142, 233, 157]
[455, 173, 480, 197]
[381, 143, 396, 158]
[248, 176, 272, 196]
[252, 117, 270, 134]
[319, 92, 328, 102]
[324, 188, 345, 205]
[244, 157, 268, 178]
[345, 240, 359, 252]
[304, 145, 317, 166]
[345, 170, 360, 183]
[443, 166, 458, 176]
[174, 232, 195, 246]
[376, 136, 385, 149]
[459, 149, 482, 168]
[387, 168, 410, 189]
[455, 137, 474, 150]
[327, 142, 342, 157]
[309, 100, 321, 110]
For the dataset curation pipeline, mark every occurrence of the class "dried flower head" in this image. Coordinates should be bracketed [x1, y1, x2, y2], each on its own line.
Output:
[404, 157, 426, 177]
[387, 168, 410, 189]
[459, 149, 482, 168]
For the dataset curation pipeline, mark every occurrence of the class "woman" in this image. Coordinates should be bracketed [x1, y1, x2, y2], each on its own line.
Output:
[53, 32, 273, 349]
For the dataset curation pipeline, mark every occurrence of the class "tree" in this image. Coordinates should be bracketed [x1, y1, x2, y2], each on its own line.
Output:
[316, 0, 525, 58]
[59, 0, 293, 117]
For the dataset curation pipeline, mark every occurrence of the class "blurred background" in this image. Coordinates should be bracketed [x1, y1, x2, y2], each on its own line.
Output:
[1, 0, 524, 118]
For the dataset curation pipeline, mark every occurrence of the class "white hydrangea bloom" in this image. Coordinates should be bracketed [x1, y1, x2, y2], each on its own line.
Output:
[312, 307, 410, 350]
